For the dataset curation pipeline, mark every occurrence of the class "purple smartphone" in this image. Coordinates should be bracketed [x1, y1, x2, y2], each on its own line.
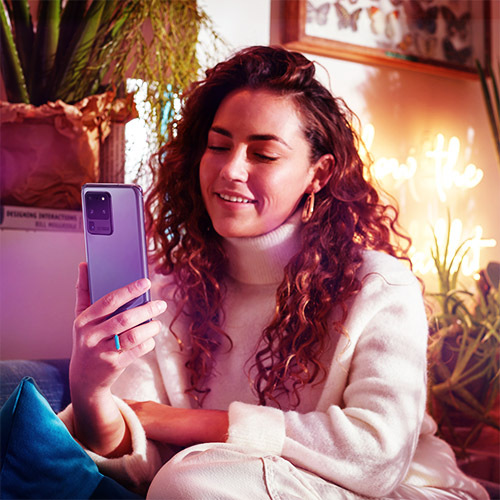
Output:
[82, 183, 150, 315]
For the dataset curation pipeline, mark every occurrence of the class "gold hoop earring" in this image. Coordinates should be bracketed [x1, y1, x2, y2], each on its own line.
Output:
[301, 191, 315, 223]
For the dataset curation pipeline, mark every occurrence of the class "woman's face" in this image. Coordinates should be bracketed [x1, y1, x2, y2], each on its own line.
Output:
[199, 89, 319, 238]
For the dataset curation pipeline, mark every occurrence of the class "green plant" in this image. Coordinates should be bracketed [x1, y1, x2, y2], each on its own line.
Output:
[476, 60, 500, 168]
[427, 214, 500, 455]
[0, 0, 222, 146]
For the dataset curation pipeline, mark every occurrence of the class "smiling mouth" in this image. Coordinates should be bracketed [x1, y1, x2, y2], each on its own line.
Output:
[217, 193, 255, 204]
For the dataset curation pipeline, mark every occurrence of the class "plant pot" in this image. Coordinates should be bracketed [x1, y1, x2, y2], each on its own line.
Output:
[0, 91, 137, 210]
[428, 324, 500, 452]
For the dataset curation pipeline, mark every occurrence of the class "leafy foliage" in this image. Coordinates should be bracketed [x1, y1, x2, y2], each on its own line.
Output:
[427, 214, 500, 454]
[0, 0, 222, 145]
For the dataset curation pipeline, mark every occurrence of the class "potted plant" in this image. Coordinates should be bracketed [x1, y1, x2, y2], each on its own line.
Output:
[427, 214, 500, 456]
[0, 0, 221, 209]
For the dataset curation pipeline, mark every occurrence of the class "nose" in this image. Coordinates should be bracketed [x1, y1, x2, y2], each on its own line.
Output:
[219, 148, 249, 182]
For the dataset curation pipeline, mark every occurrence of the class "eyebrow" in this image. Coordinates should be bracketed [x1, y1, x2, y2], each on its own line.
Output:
[209, 126, 292, 150]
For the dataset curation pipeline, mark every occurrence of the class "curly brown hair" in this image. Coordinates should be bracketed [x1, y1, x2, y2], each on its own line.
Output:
[146, 45, 410, 407]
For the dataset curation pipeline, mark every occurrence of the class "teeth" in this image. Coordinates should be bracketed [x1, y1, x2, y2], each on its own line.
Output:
[219, 193, 253, 204]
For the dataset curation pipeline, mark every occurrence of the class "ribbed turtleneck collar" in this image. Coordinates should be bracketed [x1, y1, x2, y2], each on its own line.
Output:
[222, 210, 303, 285]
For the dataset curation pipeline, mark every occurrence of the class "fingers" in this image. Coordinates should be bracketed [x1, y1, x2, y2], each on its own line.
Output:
[77, 276, 155, 328]
[111, 320, 161, 362]
[75, 262, 91, 317]
[74, 298, 166, 351]
[74, 271, 167, 349]
[107, 299, 167, 338]
[96, 278, 152, 320]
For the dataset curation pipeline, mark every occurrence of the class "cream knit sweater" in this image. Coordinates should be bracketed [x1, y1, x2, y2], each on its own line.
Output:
[60, 212, 487, 499]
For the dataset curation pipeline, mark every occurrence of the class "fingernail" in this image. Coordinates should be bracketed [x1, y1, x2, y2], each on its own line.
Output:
[156, 300, 167, 313]
[137, 278, 150, 290]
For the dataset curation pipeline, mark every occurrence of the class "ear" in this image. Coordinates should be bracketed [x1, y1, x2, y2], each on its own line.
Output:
[308, 154, 333, 193]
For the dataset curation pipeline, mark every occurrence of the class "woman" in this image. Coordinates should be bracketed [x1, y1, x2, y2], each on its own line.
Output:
[61, 46, 487, 499]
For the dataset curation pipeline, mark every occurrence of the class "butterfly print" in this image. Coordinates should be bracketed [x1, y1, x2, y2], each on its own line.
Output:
[442, 38, 472, 64]
[307, 1, 331, 26]
[334, 2, 362, 31]
[415, 34, 437, 58]
[403, 0, 439, 34]
[441, 6, 470, 40]
[367, 6, 384, 35]
[385, 9, 400, 39]
[367, 7, 400, 39]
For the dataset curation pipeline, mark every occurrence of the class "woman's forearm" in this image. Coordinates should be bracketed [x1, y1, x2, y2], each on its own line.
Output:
[71, 388, 132, 457]
[163, 407, 229, 446]
[126, 400, 228, 447]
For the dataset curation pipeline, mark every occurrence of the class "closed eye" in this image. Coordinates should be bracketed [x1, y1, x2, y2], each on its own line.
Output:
[254, 152, 278, 162]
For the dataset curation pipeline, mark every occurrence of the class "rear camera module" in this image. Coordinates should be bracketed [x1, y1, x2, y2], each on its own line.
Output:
[85, 191, 113, 235]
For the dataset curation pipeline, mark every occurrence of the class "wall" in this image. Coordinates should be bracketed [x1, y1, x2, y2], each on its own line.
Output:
[1, 0, 498, 359]
[0, 209, 85, 360]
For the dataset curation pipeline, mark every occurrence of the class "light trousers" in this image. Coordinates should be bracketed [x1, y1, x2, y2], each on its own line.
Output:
[146, 443, 475, 500]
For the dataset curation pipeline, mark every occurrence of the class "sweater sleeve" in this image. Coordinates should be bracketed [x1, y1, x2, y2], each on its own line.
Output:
[58, 351, 174, 489]
[58, 397, 164, 491]
[227, 264, 429, 498]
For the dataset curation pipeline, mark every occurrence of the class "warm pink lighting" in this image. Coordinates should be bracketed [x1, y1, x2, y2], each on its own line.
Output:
[361, 124, 497, 278]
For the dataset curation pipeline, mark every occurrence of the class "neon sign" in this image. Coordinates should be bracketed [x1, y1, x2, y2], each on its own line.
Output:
[425, 134, 483, 202]
[361, 125, 484, 202]
[361, 124, 497, 277]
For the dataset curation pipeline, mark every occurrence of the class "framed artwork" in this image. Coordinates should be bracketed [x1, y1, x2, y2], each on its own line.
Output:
[280, 0, 491, 78]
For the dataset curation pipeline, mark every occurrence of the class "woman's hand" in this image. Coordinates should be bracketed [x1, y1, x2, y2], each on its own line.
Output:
[70, 262, 166, 396]
[69, 262, 167, 456]
[125, 400, 229, 447]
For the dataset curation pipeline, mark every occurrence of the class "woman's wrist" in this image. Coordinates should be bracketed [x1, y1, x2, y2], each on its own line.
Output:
[71, 387, 132, 457]
[194, 408, 229, 444]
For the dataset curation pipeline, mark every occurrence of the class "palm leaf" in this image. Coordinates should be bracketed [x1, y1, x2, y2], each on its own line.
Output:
[49, 0, 89, 100]
[55, 0, 106, 103]
[0, 0, 29, 102]
[6, 0, 33, 83]
[31, 0, 60, 104]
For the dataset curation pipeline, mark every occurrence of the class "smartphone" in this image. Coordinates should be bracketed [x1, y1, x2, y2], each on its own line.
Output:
[81, 183, 150, 316]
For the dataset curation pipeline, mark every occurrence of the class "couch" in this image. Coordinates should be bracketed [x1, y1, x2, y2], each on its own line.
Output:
[0, 359, 71, 413]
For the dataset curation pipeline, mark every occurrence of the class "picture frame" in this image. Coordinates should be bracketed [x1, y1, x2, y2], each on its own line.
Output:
[280, 0, 491, 79]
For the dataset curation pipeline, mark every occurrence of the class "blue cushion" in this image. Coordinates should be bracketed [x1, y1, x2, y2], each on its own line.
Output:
[0, 377, 142, 499]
